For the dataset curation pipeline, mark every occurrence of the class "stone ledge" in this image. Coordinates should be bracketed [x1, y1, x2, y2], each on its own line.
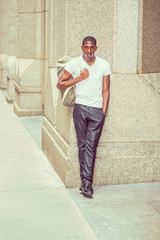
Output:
[14, 101, 43, 117]
[14, 82, 41, 93]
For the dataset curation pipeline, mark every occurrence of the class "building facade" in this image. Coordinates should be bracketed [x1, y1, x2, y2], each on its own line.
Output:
[0, 0, 160, 187]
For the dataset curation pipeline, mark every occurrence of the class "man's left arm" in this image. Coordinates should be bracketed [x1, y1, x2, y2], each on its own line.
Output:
[102, 75, 110, 117]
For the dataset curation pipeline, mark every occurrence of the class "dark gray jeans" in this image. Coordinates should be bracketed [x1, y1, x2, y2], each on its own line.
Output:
[73, 103, 105, 185]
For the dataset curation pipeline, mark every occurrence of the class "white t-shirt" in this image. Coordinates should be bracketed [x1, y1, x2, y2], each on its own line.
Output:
[64, 56, 111, 108]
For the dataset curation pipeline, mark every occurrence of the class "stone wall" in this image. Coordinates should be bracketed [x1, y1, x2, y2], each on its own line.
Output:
[142, 0, 160, 73]
[13, 0, 48, 116]
[0, 0, 8, 89]
[42, 0, 160, 187]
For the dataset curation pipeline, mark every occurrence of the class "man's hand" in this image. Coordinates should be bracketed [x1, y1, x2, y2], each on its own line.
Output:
[80, 68, 89, 80]
[57, 68, 89, 90]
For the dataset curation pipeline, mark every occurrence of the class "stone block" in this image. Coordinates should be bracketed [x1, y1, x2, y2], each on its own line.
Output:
[48, 0, 65, 67]
[18, 0, 42, 12]
[66, 0, 114, 65]
[42, 73, 160, 187]
[16, 59, 35, 85]
[14, 59, 43, 116]
[141, 73, 160, 95]
[44, 68, 57, 125]
[6, 56, 16, 102]
[41, 0, 49, 11]
[102, 74, 160, 142]
[7, 56, 16, 78]
[0, 54, 7, 89]
[0, 34, 8, 54]
[42, 117, 68, 185]
[41, 11, 49, 60]
[8, 24, 17, 56]
[18, 13, 42, 59]
[113, 0, 139, 73]
[6, 76, 15, 103]
[0, 0, 8, 12]
[0, 54, 7, 69]
[0, 12, 9, 33]
[142, 0, 160, 73]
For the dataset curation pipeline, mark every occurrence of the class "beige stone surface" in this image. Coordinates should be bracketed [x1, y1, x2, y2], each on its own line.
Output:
[0, 0, 8, 55]
[44, 68, 57, 125]
[18, 0, 42, 12]
[43, 72, 160, 187]
[16, 59, 34, 83]
[43, 0, 49, 11]
[69, 183, 160, 240]
[48, 0, 66, 67]
[18, 13, 42, 59]
[142, 0, 160, 73]
[6, 56, 16, 102]
[8, 25, 17, 56]
[20, 60, 42, 87]
[7, 56, 16, 78]
[141, 73, 160, 95]
[42, 117, 68, 185]
[0, 12, 8, 33]
[41, 11, 49, 60]
[0, 33, 8, 54]
[0, 90, 98, 240]
[66, 0, 114, 65]
[113, 0, 139, 73]
[14, 87, 41, 109]
[6, 78, 15, 103]
[0, 54, 7, 89]
[0, 0, 8, 11]
[13, 59, 43, 116]
[137, 0, 143, 73]
[102, 74, 160, 142]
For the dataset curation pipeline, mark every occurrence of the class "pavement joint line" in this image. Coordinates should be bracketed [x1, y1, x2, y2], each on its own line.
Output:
[0, 187, 65, 193]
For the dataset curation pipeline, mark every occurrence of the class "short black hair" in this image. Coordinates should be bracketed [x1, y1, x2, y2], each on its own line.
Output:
[82, 36, 97, 46]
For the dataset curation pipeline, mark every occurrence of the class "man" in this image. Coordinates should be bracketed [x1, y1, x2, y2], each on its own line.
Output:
[57, 36, 111, 198]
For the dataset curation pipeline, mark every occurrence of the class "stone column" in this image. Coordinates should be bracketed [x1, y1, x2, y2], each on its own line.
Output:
[0, 0, 8, 89]
[42, 0, 115, 187]
[14, 0, 44, 116]
[41, 0, 49, 108]
[6, 0, 17, 103]
[43, 0, 160, 188]
[113, 0, 139, 73]
[42, 0, 70, 184]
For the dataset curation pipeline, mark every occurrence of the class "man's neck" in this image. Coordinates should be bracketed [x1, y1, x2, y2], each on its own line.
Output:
[82, 55, 96, 66]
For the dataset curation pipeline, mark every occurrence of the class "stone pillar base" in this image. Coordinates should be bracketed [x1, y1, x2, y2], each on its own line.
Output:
[14, 59, 43, 117]
[42, 115, 160, 188]
[6, 92, 14, 103]
[42, 73, 160, 188]
[6, 56, 16, 103]
[42, 116, 79, 187]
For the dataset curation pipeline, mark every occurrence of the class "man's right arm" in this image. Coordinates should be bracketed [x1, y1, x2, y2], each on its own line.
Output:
[57, 69, 89, 90]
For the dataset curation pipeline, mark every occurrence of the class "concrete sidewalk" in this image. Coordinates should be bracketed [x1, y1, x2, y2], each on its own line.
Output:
[0, 90, 97, 240]
[0, 89, 160, 240]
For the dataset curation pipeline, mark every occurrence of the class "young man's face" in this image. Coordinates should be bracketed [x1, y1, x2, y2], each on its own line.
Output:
[81, 41, 97, 58]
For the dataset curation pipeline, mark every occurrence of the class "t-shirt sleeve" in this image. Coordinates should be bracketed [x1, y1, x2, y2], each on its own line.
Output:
[64, 59, 75, 75]
[103, 61, 111, 76]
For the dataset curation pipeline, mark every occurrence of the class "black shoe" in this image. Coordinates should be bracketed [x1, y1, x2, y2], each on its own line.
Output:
[82, 183, 94, 198]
